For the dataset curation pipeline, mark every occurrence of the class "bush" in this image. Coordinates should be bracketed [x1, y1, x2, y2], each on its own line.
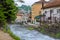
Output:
[35, 23, 60, 39]
[0, 0, 17, 27]
[55, 33, 60, 38]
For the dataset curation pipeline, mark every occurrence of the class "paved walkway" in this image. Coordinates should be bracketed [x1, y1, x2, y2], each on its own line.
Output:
[0, 30, 14, 40]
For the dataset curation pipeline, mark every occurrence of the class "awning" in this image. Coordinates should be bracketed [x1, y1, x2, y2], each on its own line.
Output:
[35, 15, 45, 19]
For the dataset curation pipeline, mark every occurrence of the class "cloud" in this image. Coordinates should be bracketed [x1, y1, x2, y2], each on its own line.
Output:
[45, 0, 50, 2]
[14, 0, 40, 6]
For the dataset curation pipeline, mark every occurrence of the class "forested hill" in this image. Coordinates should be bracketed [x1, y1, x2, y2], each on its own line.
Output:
[18, 5, 31, 11]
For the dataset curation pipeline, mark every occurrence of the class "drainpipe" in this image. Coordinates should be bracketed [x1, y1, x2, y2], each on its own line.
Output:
[39, 11, 41, 26]
[40, 0, 45, 26]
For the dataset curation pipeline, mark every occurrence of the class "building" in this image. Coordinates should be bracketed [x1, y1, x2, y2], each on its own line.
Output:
[15, 9, 31, 23]
[31, 1, 48, 23]
[15, 10, 24, 23]
[41, 0, 60, 23]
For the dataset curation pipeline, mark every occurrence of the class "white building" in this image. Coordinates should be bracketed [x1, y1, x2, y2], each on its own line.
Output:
[41, 0, 60, 23]
[15, 9, 31, 23]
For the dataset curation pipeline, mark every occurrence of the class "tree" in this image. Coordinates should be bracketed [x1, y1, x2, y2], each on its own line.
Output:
[20, 5, 31, 12]
[0, 0, 18, 27]
[18, 0, 24, 3]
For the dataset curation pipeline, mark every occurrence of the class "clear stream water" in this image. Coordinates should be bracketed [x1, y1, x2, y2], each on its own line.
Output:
[9, 24, 59, 40]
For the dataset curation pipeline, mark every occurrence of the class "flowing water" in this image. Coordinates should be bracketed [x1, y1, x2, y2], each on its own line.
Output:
[9, 24, 59, 40]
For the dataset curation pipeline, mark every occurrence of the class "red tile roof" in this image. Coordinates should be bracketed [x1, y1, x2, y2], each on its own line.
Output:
[43, 0, 60, 9]
[17, 13, 23, 16]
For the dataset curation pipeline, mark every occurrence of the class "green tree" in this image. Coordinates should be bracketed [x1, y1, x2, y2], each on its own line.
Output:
[0, 0, 17, 27]
[20, 5, 31, 12]
[18, 0, 24, 3]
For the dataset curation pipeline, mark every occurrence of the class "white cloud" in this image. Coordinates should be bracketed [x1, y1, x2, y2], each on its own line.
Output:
[14, 0, 40, 6]
[23, 0, 40, 5]
[14, 0, 50, 6]
[45, 0, 50, 2]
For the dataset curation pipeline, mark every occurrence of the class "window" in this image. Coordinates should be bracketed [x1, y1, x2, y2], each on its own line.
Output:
[57, 9, 60, 13]
[45, 11, 47, 13]
[50, 10, 53, 13]
[44, 11, 47, 14]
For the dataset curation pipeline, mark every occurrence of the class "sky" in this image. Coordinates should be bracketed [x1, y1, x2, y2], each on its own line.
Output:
[14, 0, 50, 6]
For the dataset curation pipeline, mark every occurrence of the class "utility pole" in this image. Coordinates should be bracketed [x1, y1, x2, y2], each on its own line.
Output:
[40, 0, 45, 26]
[41, 0, 45, 8]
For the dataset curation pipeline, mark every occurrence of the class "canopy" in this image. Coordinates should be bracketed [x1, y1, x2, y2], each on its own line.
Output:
[35, 15, 45, 19]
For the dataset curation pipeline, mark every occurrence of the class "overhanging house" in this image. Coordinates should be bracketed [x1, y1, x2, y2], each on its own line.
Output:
[31, 0, 48, 23]
[41, 0, 60, 23]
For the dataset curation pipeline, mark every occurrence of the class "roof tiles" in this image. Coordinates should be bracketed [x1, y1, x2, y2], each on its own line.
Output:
[43, 0, 60, 8]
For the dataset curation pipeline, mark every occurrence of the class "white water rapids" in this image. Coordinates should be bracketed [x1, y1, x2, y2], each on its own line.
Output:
[9, 24, 59, 40]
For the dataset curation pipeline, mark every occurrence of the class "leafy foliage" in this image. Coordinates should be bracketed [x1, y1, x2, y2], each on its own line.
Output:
[19, 5, 31, 11]
[0, 0, 17, 27]
[18, 0, 24, 3]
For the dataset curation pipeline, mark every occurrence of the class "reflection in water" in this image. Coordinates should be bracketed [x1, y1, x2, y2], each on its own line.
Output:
[9, 24, 58, 40]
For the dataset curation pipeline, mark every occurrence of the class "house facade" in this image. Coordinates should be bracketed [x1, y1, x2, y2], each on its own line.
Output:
[41, 0, 60, 23]
[31, 1, 48, 23]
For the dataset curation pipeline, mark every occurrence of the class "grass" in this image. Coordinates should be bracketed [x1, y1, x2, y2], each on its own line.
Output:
[3, 26, 20, 40]
[55, 33, 60, 39]
[7, 29, 20, 40]
[27, 27, 34, 30]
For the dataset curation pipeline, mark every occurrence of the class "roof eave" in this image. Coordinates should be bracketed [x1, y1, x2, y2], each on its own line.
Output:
[42, 5, 60, 9]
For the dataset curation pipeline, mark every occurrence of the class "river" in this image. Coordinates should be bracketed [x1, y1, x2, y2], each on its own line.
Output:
[9, 24, 59, 40]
